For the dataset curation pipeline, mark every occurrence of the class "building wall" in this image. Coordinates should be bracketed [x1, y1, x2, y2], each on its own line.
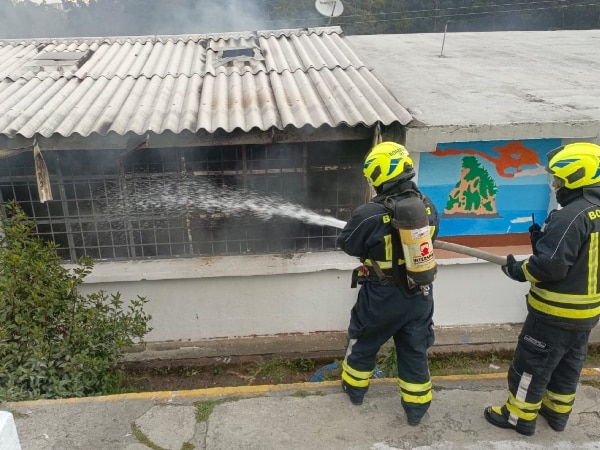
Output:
[76, 251, 530, 343]
[65, 137, 551, 344]
[2, 138, 554, 344]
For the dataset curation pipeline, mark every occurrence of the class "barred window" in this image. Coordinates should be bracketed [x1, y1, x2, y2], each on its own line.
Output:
[0, 141, 367, 262]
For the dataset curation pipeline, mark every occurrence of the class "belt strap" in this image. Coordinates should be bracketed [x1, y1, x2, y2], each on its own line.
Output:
[369, 260, 387, 279]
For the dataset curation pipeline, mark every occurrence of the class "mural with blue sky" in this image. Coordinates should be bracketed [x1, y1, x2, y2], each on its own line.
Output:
[418, 138, 561, 237]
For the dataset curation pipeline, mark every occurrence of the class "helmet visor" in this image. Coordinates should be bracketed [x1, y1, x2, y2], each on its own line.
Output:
[548, 175, 565, 191]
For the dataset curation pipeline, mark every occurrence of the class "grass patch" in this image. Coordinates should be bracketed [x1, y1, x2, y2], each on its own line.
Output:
[290, 390, 326, 397]
[132, 422, 195, 450]
[195, 397, 241, 422]
[251, 358, 315, 381]
[103, 370, 143, 395]
[584, 344, 600, 366]
[9, 410, 30, 419]
[428, 351, 514, 376]
[118, 343, 600, 394]
[581, 379, 600, 389]
[131, 422, 167, 450]
[378, 344, 600, 378]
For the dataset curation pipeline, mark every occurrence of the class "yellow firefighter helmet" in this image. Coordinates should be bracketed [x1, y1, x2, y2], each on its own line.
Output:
[363, 142, 415, 188]
[547, 142, 600, 189]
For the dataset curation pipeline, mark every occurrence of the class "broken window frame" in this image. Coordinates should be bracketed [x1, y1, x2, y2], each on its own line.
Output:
[0, 142, 366, 262]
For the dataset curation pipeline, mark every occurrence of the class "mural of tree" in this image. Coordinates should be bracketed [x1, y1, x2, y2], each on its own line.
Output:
[444, 156, 498, 217]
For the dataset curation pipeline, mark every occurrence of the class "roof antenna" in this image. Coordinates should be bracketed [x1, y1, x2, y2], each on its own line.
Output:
[440, 21, 450, 57]
[315, 0, 344, 26]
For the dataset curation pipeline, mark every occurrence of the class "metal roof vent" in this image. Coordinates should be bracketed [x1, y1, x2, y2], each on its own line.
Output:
[213, 46, 264, 69]
[222, 48, 254, 58]
[25, 51, 90, 71]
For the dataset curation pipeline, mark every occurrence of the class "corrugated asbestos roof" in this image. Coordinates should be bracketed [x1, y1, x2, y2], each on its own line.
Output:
[0, 27, 411, 141]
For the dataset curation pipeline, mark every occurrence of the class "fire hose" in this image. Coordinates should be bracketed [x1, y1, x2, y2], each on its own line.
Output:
[433, 240, 508, 266]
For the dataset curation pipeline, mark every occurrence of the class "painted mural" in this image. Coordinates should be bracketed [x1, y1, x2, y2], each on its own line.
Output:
[418, 139, 562, 237]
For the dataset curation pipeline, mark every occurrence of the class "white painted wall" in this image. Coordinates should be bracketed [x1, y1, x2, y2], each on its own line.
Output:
[76, 251, 530, 343]
[433, 259, 529, 325]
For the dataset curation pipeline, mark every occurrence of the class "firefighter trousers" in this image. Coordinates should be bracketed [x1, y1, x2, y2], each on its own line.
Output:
[342, 281, 435, 421]
[500, 313, 591, 434]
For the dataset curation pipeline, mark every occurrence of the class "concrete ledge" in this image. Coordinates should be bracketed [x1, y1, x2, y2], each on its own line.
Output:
[75, 247, 531, 283]
[122, 323, 600, 367]
[121, 332, 349, 368]
[0, 412, 21, 450]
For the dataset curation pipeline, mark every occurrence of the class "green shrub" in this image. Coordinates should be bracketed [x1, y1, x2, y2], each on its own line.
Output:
[0, 202, 152, 401]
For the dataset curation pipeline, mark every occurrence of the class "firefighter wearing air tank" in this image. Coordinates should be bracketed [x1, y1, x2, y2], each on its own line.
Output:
[336, 142, 439, 426]
[485, 142, 600, 436]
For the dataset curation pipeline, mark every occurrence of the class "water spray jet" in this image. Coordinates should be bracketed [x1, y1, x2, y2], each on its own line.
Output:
[102, 175, 348, 229]
[100, 175, 505, 264]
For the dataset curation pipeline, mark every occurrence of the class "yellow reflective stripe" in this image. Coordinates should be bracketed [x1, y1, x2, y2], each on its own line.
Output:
[589, 232, 599, 295]
[397, 378, 432, 393]
[545, 389, 575, 404]
[491, 406, 504, 416]
[506, 402, 537, 421]
[341, 360, 373, 380]
[530, 285, 600, 303]
[528, 295, 600, 319]
[342, 371, 369, 387]
[384, 234, 392, 260]
[401, 390, 432, 405]
[542, 397, 572, 414]
[522, 260, 539, 283]
[508, 391, 541, 411]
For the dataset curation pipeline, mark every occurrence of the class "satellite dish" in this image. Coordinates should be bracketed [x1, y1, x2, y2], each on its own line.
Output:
[315, 0, 344, 18]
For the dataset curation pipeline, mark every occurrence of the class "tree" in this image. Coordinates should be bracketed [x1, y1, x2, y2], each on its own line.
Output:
[1, 0, 599, 38]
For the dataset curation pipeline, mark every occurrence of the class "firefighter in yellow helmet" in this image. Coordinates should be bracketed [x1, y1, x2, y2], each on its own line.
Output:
[485, 142, 600, 436]
[336, 142, 439, 426]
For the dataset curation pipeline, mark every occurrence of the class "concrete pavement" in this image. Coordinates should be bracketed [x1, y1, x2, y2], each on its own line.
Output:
[4, 370, 600, 450]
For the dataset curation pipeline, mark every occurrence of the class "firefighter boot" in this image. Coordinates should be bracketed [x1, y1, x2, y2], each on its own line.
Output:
[406, 415, 421, 426]
[342, 380, 364, 405]
[538, 405, 566, 432]
[484, 406, 535, 436]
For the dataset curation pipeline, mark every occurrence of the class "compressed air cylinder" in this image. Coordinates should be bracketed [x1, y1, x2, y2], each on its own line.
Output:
[392, 197, 437, 286]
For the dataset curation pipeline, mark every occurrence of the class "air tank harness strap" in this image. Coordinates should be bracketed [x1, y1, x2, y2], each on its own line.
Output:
[390, 224, 407, 288]
[383, 190, 422, 290]
[350, 260, 396, 288]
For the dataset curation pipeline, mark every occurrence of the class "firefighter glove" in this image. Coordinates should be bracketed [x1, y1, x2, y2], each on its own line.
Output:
[501, 254, 526, 282]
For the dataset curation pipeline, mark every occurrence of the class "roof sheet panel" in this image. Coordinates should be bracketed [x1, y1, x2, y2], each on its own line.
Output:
[0, 26, 411, 141]
[348, 30, 600, 128]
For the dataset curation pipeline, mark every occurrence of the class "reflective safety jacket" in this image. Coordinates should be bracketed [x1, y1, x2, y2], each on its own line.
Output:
[523, 187, 600, 329]
[336, 182, 439, 292]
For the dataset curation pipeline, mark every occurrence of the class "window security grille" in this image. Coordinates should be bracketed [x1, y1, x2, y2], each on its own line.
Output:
[0, 142, 367, 262]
